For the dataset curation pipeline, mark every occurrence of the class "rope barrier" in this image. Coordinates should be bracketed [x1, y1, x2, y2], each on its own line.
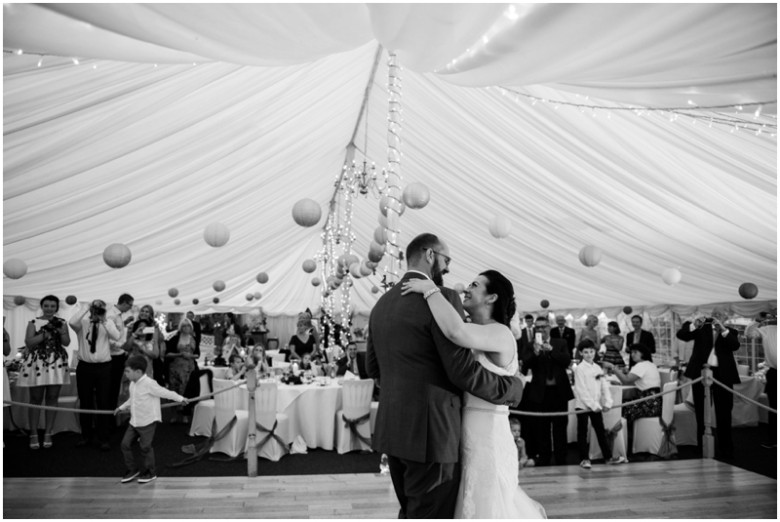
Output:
[508, 377, 703, 417]
[710, 377, 777, 414]
[2, 379, 246, 415]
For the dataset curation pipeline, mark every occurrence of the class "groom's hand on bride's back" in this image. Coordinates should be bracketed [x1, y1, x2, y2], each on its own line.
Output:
[503, 374, 524, 406]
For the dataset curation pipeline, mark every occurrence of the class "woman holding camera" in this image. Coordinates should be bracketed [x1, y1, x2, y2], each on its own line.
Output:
[166, 318, 199, 424]
[20, 295, 71, 449]
[115, 316, 161, 409]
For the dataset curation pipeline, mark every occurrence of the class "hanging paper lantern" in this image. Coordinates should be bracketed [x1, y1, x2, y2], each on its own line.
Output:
[192, 298, 199, 305]
[3, 258, 28, 279]
[578, 245, 602, 267]
[173, 298, 181, 306]
[344, 254, 360, 268]
[212, 297, 220, 304]
[662, 268, 682, 286]
[488, 216, 511, 239]
[379, 195, 406, 217]
[213, 280, 226, 292]
[402, 182, 431, 209]
[302, 259, 317, 273]
[623, 306, 633, 315]
[203, 222, 230, 247]
[103, 243, 132, 269]
[168, 288, 179, 298]
[359, 262, 373, 277]
[368, 241, 385, 262]
[454, 283, 465, 294]
[540, 299, 550, 309]
[292, 198, 322, 227]
[377, 213, 389, 228]
[349, 263, 362, 279]
[246, 293, 254, 301]
[65, 295, 78, 305]
[365, 260, 378, 269]
[253, 292, 262, 299]
[13, 296, 25, 306]
[738, 282, 758, 299]
[311, 277, 321, 287]
[373, 226, 388, 245]
[256, 272, 269, 284]
[323, 289, 331, 298]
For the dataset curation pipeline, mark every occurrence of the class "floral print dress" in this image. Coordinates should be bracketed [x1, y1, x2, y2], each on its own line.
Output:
[16, 318, 71, 387]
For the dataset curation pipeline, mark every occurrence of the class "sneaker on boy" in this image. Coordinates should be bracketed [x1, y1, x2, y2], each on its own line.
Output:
[121, 470, 140, 483]
[137, 471, 157, 484]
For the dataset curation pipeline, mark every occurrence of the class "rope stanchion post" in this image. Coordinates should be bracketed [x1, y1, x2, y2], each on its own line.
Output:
[246, 367, 258, 477]
[702, 364, 715, 459]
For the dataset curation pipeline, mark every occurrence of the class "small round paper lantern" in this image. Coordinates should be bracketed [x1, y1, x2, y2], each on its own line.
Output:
[168, 288, 179, 298]
[368, 241, 385, 262]
[103, 243, 132, 269]
[738, 282, 758, 299]
[292, 198, 322, 227]
[311, 277, 322, 287]
[373, 226, 387, 245]
[302, 259, 317, 273]
[454, 283, 465, 294]
[212, 297, 220, 304]
[65, 295, 78, 305]
[253, 292, 262, 299]
[246, 293, 254, 301]
[349, 263, 362, 279]
[256, 272, 269, 284]
[173, 298, 181, 306]
[192, 298, 199, 305]
[3, 258, 28, 279]
[402, 182, 430, 209]
[488, 216, 511, 239]
[13, 296, 25, 306]
[359, 263, 373, 277]
[578, 245, 602, 267]
[213, 280, 226, 292]
[371, 285, 380, 294]
[365, 260, 378, 269]
[203, 222, 230, 248]
[623, 306, 633, 315]
[344, 254, 360, 268]
[540, 299, 550, 309]
[377, 213, 389, 228]
[379, 195, 406, 217]
[662, 268, 682, 286]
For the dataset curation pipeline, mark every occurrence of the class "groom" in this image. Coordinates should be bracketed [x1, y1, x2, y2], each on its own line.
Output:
[366, 233, 524, 518]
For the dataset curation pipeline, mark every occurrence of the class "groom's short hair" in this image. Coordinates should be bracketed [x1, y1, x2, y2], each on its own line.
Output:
[406, 233, 441, 264]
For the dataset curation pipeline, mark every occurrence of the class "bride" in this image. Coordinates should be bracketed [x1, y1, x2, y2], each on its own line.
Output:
[402, 270, 546, 519]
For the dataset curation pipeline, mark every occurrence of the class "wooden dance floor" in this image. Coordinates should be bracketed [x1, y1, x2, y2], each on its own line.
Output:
[3, 459, 776, 518]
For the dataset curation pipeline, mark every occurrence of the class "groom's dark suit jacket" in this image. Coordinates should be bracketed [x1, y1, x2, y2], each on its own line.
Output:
[366, 272, 524, 464]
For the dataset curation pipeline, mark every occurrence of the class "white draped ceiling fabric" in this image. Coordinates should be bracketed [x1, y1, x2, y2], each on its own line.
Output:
[3, 4, 777, 327]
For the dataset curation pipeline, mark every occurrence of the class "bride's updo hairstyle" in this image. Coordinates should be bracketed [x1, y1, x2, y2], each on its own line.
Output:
[480, 270, 516, 327]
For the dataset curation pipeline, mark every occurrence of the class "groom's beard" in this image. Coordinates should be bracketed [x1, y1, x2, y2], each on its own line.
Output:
[432, 271, 444, 286]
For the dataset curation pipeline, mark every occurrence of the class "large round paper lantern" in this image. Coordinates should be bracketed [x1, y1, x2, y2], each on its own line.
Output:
[253, 292, 262, 300]
[311, 277, 321, 287]
[349, 263, 362, 279]
[540, 299, 550, 309]
[192, 298, 199, 305]
[212, 297, 220, 304]
[203, 222, 230, 247]
[488, 216, 511, 239]
[379, 195, 406, 217]
[103, 243, 132, 269]
[578, 245, 602, 267]
[302, 259, 317, 273]
[13, 296, 25, 306]
[373, 226, 387, 245]
[3, 258, 28, 279]
[371, 285, 380, 294]
[402, 182, 430, 209]
[292, 198, 322, 227]
[662, 268, 682, 286]
[454, 283, 465, 294]
[168, 288, 179, 298]
[738, 282, 758, 299]
[623, 306, 633, 315]
[212, 280, 226, 292]
[65, 295, 78, 305]
[173, 298, 181, 306]
[256, 272, 269, 284]
[246, 293, 254, 301]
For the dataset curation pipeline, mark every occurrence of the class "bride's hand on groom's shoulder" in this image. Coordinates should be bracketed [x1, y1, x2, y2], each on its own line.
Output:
[400, 279, 436, 296]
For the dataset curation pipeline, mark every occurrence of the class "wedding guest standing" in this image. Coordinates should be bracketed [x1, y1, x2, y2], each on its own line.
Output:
[600, 321, 625, 369]
[550, 314, 576, 358]
[117, 317, 160, 409]
[626, 315, 656, 369]
[166, 318, 199, 425]
[747, 312, 777, 449]
[20, 295, 71, 450]
[576, 315, 600, 362]
[107, 293, 134, 409]
[573, 340, 615, 468]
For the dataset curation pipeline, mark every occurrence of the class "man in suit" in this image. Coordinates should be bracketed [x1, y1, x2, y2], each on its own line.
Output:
[677, 307, 740, 458]
[186, 311, 202, 352]
[550, 314, 576, 358]
[521, 315, 573, 466]
[336, 341, 368, 379]
[516, 314, 534, 360]
[366, 232, 524, 519]
[626, 315, 656, 369]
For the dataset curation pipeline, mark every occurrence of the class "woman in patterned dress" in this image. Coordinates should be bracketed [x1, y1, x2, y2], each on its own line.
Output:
[166, 318, 199, 424]
[20, 295, 71, 450]
[600, 321, 625, 368]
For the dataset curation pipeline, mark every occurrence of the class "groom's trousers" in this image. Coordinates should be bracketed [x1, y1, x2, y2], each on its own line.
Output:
[387, 455, 461, 518]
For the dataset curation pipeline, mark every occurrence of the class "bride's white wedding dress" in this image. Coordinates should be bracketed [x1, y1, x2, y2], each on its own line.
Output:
[454, 350, 547, 519]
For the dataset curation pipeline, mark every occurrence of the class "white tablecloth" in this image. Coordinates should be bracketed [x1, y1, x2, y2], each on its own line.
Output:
[567, 385, 633, 443]
[683, 375, 765, 427]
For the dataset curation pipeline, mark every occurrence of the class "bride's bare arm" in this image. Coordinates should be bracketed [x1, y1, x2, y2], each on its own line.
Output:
[402, 280, 506, 353]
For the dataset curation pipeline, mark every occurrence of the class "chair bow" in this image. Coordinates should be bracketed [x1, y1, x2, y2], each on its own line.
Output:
[658, 418, 678, 459]
[170, 415, 238, 467]
[605, 419, 623, 455]
[342, 412, 371, 451]
[253, 419, 288, 454]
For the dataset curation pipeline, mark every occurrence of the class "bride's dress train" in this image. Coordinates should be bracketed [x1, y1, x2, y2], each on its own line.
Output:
[454, 351, 546, 519]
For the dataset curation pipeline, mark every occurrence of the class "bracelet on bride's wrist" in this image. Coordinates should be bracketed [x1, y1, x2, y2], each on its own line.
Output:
[423, 288, 441, 300]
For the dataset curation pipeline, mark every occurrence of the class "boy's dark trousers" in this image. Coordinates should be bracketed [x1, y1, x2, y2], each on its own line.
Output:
[121, 422, 157, 474]
[576, 409, 612, 461]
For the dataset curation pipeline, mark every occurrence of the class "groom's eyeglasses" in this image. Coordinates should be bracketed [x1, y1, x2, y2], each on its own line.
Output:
[428, 249, 452, 267]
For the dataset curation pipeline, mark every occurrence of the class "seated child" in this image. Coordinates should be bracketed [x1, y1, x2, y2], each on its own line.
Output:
[225, 354, 246, 380]
[510, 416, 534, 469]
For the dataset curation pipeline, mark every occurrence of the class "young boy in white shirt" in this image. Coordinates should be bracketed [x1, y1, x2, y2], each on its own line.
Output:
[114, 355, 188, 484]
[573, 340, 616, 468]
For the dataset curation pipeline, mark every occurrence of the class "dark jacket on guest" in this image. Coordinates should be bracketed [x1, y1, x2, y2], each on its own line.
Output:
[336, 352, 368, 379]
[521, 337, 574, 404]
[549, 326, 576, 354]
[677, 322, 740, 385]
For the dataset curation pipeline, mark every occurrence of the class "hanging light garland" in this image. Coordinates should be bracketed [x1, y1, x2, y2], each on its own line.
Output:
[382, 51, 404, 286]
[492, 86, 777, 136]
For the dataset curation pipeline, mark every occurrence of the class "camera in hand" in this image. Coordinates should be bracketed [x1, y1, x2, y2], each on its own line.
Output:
[90, 303, 106, 319]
